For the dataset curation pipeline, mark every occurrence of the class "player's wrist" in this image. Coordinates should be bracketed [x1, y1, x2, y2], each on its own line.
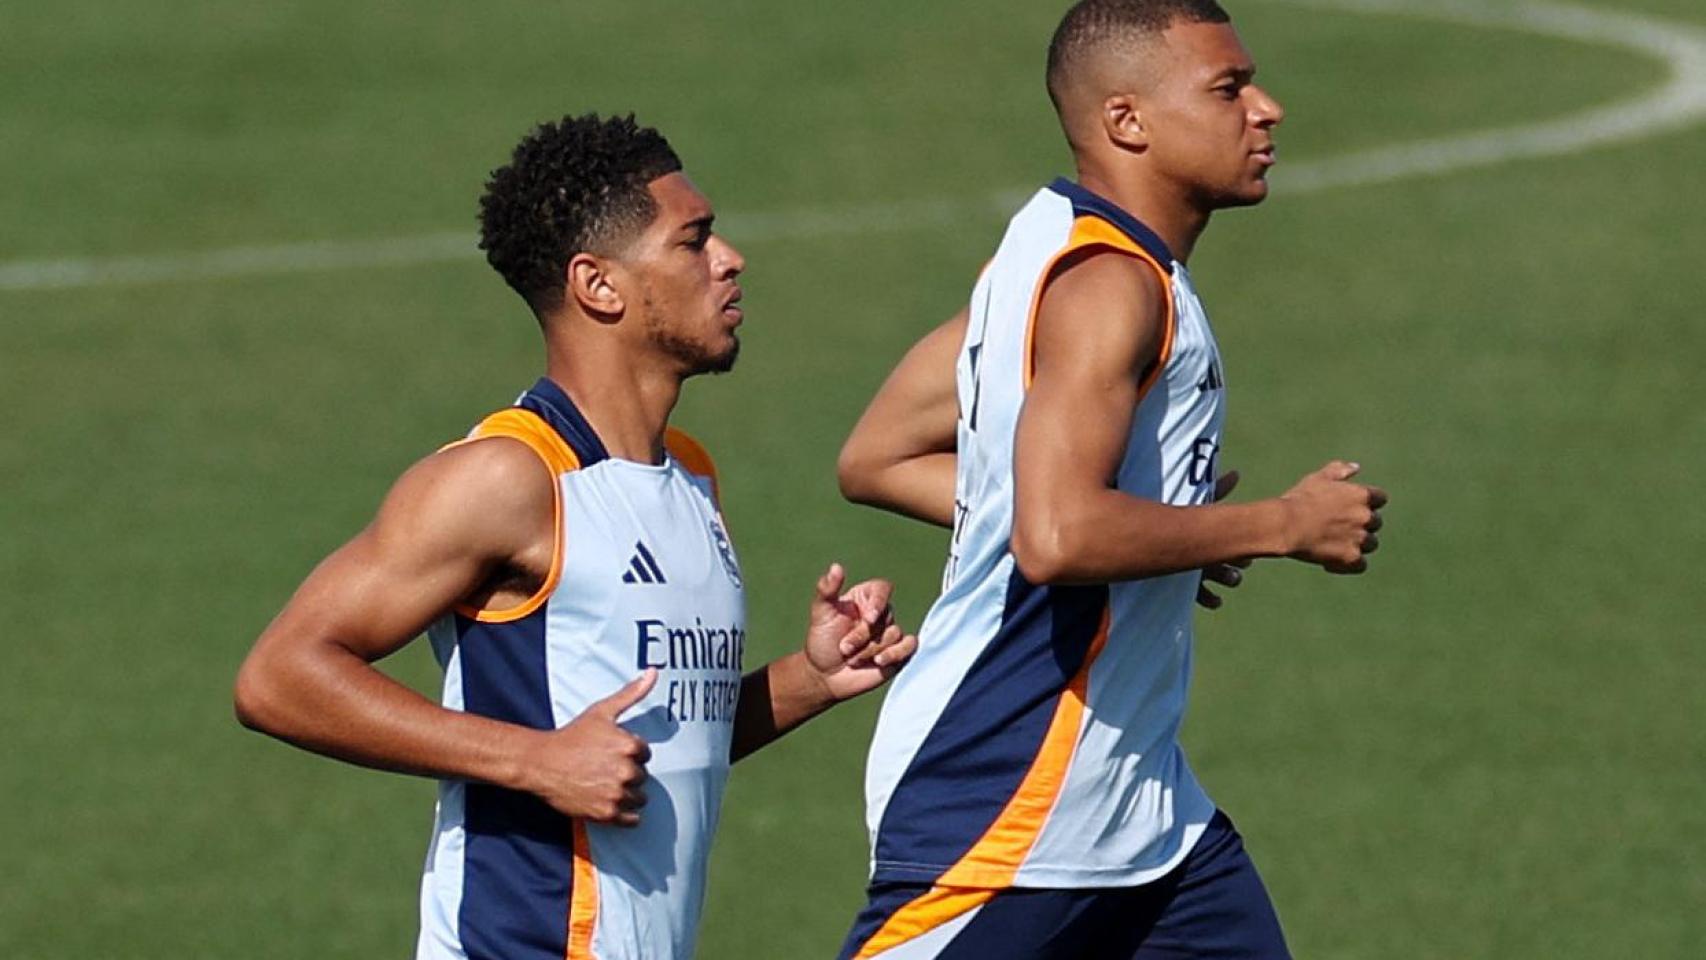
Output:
[490, 725, 550, 795]
[783, 649, 841, 708]
[1252, 499, 1296, 559]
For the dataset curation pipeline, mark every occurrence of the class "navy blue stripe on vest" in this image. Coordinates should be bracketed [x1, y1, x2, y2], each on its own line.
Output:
[870, 575, 1108, 883]
[457, 613, 575, 960]
[517, 376, 610, 466]
[836, 881, 937, 960]
[1047, 178, 1176, 271]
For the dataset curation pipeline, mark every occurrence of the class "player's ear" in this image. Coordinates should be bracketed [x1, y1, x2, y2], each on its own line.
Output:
[1103, 94, 1148, 151]
[566, 253, 626, 321]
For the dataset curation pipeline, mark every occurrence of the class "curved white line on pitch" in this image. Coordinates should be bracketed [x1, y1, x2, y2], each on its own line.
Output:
[1259, 0, 1706, 194]
[1, 0, 1703, 293]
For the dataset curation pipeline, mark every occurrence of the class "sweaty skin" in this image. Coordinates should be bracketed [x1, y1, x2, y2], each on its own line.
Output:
[236, 172, 919, 829]
[839, 18, 1385, 593]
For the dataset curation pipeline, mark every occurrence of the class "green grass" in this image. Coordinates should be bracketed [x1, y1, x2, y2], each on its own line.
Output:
[2, 0, 1703, 957]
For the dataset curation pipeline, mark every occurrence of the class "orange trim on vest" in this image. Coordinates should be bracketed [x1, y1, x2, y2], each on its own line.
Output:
[663, 426, 720, 505]
[566, 819, 599, 960]
[936, 606, 1111, 888]
[444, 408, 579, 623]
[1021, 215, 1177, 396]
[851, 885, 997, 960]
[849, 609, 1111, 956]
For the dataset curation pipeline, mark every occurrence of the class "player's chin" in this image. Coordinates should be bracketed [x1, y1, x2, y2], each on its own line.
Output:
[698, 335, 741, 376]
[1218, 178, 1272, 208]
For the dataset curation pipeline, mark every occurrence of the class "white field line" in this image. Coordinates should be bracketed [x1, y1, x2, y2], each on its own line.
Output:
[1260, 0, 1706, 193]
[1, 0, 1702, 294]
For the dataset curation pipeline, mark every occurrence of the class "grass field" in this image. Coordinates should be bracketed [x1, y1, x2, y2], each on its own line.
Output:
[3, 0, 1704, 957]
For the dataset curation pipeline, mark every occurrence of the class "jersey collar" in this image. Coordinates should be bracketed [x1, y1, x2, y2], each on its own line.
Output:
[1047, 177, 1176, 270]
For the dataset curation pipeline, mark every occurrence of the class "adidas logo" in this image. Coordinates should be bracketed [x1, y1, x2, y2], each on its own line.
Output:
[1197, 358, 1225, 393]
[621, 541, 668, 585]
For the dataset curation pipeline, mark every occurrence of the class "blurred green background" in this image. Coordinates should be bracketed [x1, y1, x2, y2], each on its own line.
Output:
[2, 0, 1702, 956]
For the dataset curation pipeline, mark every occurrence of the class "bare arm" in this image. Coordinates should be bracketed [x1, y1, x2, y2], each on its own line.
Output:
[837, 309, 967, 527]
[234, 439, 654, 826]
[1011, 251, 1384, 585]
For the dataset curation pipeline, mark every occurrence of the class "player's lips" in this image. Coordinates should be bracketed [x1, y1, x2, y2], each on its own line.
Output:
[1251, 145, 1277, 167]
[720, 290, 743, 324]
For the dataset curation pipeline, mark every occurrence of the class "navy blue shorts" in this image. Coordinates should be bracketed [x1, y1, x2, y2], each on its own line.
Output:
[837, 810, 1291, 960]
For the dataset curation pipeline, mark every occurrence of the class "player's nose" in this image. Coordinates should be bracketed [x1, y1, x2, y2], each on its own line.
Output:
[1250, 84, 1285, 127]
[711, 234, 745, 278]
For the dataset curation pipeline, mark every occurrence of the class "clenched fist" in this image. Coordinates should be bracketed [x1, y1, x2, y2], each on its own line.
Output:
[1278, 461, 1387, 575]
[514, 670, 657, 827]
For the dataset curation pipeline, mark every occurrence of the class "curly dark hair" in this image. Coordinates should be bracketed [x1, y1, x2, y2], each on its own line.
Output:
[1046, 0, 1231, 108]
[478, 113, 682, 314]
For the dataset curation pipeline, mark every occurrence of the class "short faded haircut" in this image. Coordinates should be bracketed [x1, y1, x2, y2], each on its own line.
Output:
[478, 113, 682, 315]
[1045, 0, 1232, 111]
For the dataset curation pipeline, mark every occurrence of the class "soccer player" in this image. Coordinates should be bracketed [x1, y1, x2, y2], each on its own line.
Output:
[233, 114, 917, 960]
[832, 2, 1387, 957]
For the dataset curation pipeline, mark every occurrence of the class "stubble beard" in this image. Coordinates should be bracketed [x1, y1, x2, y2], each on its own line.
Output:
[641, 289, 740, 377]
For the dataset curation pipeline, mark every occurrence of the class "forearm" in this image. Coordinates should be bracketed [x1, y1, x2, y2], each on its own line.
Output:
[1015, 490, 1291, 585]
[839, 451, 956, 528]
[235, 637, 538, 790]
[728, 651, 837, 762]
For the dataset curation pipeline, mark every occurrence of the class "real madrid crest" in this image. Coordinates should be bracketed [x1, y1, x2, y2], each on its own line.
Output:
[707, 516, 742, 588]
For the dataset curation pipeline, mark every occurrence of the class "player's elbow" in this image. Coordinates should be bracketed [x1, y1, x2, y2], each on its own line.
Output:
[1010, 514, 1077, 585]
[233, 649, 291, 735]
[836, 439, 882, 506]
[232, 658, 271, 732]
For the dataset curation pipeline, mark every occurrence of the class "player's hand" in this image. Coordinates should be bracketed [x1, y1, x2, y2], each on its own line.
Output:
[1198, 470, 1253, 610]
[802, 563, 918, 702]
[1278, 461, 1387, 574]
[516, 670, 656, 827]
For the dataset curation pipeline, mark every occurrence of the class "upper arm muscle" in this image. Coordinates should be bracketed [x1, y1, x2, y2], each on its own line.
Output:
[1012, 250, 1168, 555]
[260, 438, 557, 662]
[844, 308, 967, 465]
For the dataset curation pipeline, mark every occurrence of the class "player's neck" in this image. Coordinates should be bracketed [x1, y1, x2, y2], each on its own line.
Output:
[1075, 167, 1210, 265]
[543, 341, 681, 466]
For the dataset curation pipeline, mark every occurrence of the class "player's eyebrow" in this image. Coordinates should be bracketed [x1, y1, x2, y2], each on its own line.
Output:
[681, 215, 715, 237]
[1213, 65, 1256, 84]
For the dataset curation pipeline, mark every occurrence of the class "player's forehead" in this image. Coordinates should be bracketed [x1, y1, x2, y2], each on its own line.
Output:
[645, 172, 714, 231]
[1158, 20, 1255, 82]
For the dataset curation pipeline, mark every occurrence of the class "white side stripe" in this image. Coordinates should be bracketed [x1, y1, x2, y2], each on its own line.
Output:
[1, 0, 1702, 294]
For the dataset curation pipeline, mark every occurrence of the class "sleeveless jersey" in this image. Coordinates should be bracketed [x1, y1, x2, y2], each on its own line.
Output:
[860, 179, 1228, 924]
[415, 378, 746, 960]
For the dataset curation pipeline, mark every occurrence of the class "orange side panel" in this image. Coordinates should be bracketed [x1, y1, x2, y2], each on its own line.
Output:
[663, 426, 720, 505]
[446, 408, 578, 623]
[851, 885, 997, 960]
[565, 820, 599, 960]
[1021, 215, 1176, 395]
[935, 607, 1112, 889]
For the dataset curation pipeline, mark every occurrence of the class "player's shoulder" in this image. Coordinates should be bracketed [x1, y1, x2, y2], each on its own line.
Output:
[405, 406, 571, 508]
[664, 427, 717, 480]
[357, 430, 556, 563]
[1043, 245, 1167, 319]
[663, 426, 722, 505]
[404, 433, 555, 516]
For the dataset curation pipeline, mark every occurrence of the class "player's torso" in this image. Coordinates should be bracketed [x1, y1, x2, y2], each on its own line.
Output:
[418, 378, 744, 960]
[864, 181, 1223, 891]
